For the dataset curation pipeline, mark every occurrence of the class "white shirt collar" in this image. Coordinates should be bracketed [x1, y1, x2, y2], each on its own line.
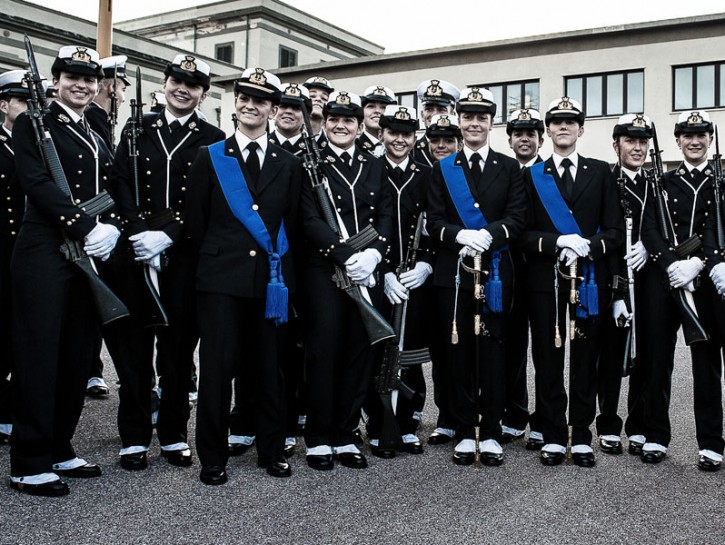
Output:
[552, 152, 579, 171]
[327, 141, 355, 161]
[276, 132, 301, 146]
[521, 156, 538, 168]
[164, 109, 194, 128]
[1, 125, 11, 137]
[621, 166, 641, 182]
[386, 156, 409, 172]
[684, 160, 708, 172]
[463, 144, 489, 164]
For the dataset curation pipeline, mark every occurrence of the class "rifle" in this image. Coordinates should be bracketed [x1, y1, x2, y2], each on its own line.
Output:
[612, 156, 636, 376]
[375, 212, 431, 451]
[127, 66, 168, 327]
[109, 64, 118, 153]
[710, 126, 725, 252]
[298, 102, 395, 345]
[648, 123, 708, 345]
[23, 34, 128, 325]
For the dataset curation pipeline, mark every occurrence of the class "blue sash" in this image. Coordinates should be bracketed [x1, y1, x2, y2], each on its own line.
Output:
[208, 141, 289, 325]
[529, 161, 598, 317]
[440, 154, 503, 313]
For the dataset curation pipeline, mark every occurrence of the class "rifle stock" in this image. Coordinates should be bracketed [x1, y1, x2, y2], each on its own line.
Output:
[23, 34, 128, 325]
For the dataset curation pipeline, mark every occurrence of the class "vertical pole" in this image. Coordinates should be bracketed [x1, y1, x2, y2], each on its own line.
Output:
[97, 0, 113, 57]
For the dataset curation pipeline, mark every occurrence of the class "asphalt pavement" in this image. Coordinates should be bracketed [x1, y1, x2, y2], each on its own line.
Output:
[1, 337, 724, 545]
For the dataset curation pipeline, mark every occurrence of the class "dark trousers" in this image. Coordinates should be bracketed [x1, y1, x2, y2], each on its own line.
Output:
[642, 277, 723, 452]
[0, 234, 15, 424]
[196, 293, 285, 467]
[10, 246, 96, 476]
[302, 266, 377, 448]
[528, 289, 606, 447]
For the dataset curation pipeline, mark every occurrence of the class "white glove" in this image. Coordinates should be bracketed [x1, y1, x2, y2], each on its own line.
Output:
[129, 230, 173, 260]
[345, 248, 381, 281]
[625, 240, 649, 271]
[455, 229, 492, 252]
[459, 246, 478, 259]
[384, 272, 408, 304]
[667, 257, 704, 289]
[355, 274, 376, 288]
[399, 262, 433, 290]
[556, 234, 590, 257]
[558, 247, 579, 266]
[83, 223, 120, 260]
[144, 255, 162, 272]
[710, 262, 725, 295]
[612, 300, 631, 327]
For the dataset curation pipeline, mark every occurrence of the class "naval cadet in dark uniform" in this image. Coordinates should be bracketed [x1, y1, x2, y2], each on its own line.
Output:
[364, 104, 433, 458]
[413, 79, 460, 168]
[520, 97, 623, 468]
[501, 108, 545, 450]
[357, 85, 396, 157]
[640, 110, 724, 471]
[84, 55, 130, 398]
[268, 82, 311, 157]
[187, 68, 302, 484]
[427, 113, 462, 163]
[427, 87, 526, 466]
[596, 114, 654, 457]
[106, 54, 224, 471]
[10, 46, 121, 496]
[303, 76, 334, 149]
[300, 91, 393, 471]
[0, 70, 29, 445]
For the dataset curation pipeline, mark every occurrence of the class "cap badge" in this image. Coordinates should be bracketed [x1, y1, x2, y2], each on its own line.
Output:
[687, 112, 704, 125]
[426, 80, 442, 98]
[373, 86, 387, 96]
[557, 97, 574, 111]
[394, 107, 411, 121]
[250, 68, 267, 86]
[71, 47, 92, 64]
[151, 95, 158, 108]
[632, 115, 647, 129]
[20, 79, 29, 89]
[335, 92, 351, 106]
[312, 77, 329, 86]
[179, 56, 197, 73]
[517, 109, 531, 121]
[468, 88, 484, 102]
[437, 115, 451, 128]
[285, 84, 301, 97]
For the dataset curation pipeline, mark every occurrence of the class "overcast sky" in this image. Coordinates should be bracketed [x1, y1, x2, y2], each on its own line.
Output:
[29, 0, 725, 54]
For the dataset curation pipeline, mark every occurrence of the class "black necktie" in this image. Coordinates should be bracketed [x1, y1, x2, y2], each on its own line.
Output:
[339, 151, 352, 173]
[246, 141, 261, 185]
[169, 120, 181, 133]
[470, 152, 482, 182]
[281, 140, 294, 153]
[392, 166, 404, 185]
[690, 167, 700, 181]
[560, 157, 574, 199]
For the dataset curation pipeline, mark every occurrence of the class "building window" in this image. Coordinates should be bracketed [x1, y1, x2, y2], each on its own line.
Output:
[396, 92, 417, 112]
[673, 62, 725, 110]
[279, 46, 298, 68]
[565, 70, 644, 118]
[215, 43, 233, 64]
[475, 80, 539, 125]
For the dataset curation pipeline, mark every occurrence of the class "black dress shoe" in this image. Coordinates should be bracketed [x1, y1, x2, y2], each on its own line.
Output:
[258, 456, 292, 478]
[352, 429, 364, 446]
[199, 466, 227, 486]
[370, 444, 396, 459]
[10, 479, 69, 497]
[86, 385, 109, 397]
[283, 444, 295, 458]
[120, 452, 148, 471]
[641, 450, 666, 464]
[500, 431, 524, 444]
[0, 432, 10, 444]
[54, 463, 102, 478]
[452, 451, 475, 466]
[229, 443, 251, 457]
[306, 454, 334, 471]
[427, 431, 453, 445]
[698, 456, 721, 472]
[402, 441, 424, 455]
[599, 438, 623, 455]
[628, 441, 644, 456]
[337, 451, 368, 469]
[481, 452, 504, 466]
[572, 452, 596, 467]
[540, 451, 565, 466]
[161, 448, 193, 467]
[526, 437, 545, 451]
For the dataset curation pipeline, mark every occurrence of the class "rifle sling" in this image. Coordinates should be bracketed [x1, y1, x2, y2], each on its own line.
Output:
[78, 190, 114, 217]
[674, 234, 702, 259]
[145, 208, 176, 230]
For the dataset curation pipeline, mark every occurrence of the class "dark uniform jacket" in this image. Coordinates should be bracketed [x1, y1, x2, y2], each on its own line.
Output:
[643, 164, 713, 274]
[85, 101, 113, 152]
[12, 101, 118, 243]
[357, 132, 383, 157]
[112, 110, 225, 243]
[0, 127, 23, 238]
[427, 149, 527, 291]
[300, 145, 393, 269]
[520, 155, 624, 293]
[413, 135, 435, 168]
[381, 159, 434, 274]
[186, 136, 303, 298]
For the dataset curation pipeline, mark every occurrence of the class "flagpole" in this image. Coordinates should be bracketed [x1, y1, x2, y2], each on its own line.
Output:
[97, 0, 113, 57]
